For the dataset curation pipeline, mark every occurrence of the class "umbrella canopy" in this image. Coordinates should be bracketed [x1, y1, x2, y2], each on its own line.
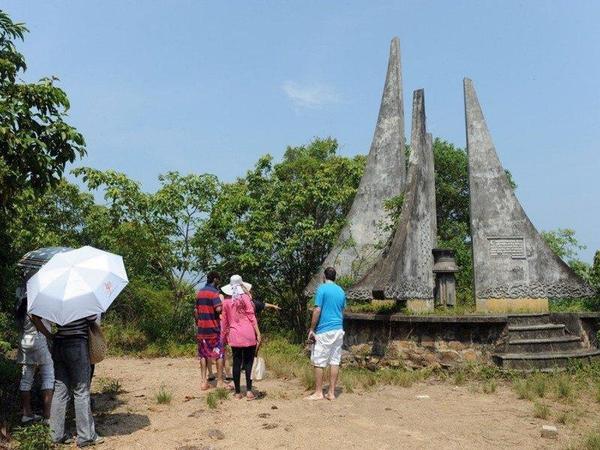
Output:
[27, 246, 128, 325]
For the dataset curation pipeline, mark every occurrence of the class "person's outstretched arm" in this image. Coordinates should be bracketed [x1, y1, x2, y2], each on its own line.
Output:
[31, 315, 52, 340]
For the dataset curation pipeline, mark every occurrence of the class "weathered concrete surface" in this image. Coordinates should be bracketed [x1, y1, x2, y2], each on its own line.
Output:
[464, 78, 595, 311]
[305, 37, 406, 295]
[347, 89, 437, 307]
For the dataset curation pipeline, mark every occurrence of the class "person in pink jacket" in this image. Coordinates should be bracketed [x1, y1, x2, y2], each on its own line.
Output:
[220, 275, 262, 400]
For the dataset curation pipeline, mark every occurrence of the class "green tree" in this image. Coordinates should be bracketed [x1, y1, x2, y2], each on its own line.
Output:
[591, 251, 600, 289]
[432, 139, 473, 304]
[73, 168, 221, 295]
[541, 228, 591, 281]
[0, 10, 85, 311]
[199, 138, 365, 338]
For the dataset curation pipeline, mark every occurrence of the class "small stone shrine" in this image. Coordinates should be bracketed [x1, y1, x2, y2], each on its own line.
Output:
[432, 248, 459, 307]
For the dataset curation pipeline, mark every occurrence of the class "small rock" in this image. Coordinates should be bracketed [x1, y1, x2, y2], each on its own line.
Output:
[207, 429, 225, 440]
[541, 425, 558, 439]
[271, 405, 278, 410]
[258, 413, 270, 418]
[416, 395, 430, 400]
[462, 349, 478, 362]
[263, 423, 279, 430]
[439, 350, 461, 367]
[188, 409, 203, 418]
[448, 341, 465, 351]
[385, 407, 393, 411]
[420, 336, 436, 348]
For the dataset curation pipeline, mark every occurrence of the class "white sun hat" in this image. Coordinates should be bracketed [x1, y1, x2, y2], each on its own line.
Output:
[221, 274, 252, 296]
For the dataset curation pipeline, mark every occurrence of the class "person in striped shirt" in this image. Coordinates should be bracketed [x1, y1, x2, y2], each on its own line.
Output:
[195, 271, 226, 390]
[32, 314, 103, 447]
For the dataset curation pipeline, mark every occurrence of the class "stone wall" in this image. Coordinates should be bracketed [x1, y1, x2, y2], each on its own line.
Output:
[343, 313, 508, 369]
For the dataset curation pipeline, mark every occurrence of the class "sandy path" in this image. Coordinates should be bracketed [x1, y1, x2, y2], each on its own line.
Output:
[89, 357, 581, 449]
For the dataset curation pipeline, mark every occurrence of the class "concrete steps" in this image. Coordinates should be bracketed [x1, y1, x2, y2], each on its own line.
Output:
[493, 313, 599, 371]
[506, 335, 582, 353]
[507, 323, 566, 340]
[493, 349, 600, 371]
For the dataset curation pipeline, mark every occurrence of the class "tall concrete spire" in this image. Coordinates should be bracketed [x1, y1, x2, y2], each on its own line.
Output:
[305, 37, 406, 295]
[464, 78, 595, 312]
[348, 89, 437, 311]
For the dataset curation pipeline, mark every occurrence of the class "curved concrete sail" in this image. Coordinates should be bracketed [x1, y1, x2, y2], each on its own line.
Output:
[464, 78, 595, 312]
[305, 37, 406, 295]
[348, 89, 437, 311]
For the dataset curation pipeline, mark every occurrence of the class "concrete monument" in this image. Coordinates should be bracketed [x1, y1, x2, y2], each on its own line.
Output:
[305, 37, 406, 295]
[348, 89, 437, 311]
[464, 78, 595, 312]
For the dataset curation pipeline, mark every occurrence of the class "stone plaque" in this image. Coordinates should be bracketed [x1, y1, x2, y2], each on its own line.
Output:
[488, 237, 525, 259]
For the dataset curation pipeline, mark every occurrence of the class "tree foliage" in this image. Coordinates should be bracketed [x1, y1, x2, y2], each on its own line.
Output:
[0, 10, 85, 310]
[0, 10, 85, 209]
[198, 138, 365, 337]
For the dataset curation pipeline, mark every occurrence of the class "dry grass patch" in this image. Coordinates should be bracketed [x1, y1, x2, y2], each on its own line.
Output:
[155, 384, 173, 405]
[96, 377, 122, 397]
[533, 401, 550, 419]
[206, 388, 229, 409]
[482, 379, 497, 394]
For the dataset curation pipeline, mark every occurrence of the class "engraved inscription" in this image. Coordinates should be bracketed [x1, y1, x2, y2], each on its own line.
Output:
[488, 237, 525, 259]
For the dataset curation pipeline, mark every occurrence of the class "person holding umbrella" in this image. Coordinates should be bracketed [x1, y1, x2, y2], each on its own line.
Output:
[28, 246, 128, 447]
[32, 314, 102, 446]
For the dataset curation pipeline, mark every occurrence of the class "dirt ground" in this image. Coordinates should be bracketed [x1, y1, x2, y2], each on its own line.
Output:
[84, 357, 588, 449]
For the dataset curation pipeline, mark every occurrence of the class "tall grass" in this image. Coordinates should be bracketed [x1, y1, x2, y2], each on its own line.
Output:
[533, 402, 550, 419]
[261, 337, 433, 392]
[155, 384, 173, 405]
[206, 388, 229, 409]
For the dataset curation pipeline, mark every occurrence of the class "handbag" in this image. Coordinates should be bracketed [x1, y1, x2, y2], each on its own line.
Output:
[20, 332, 36, 350]
[88, 322, 107, 364]
[251, 356, 266, 381]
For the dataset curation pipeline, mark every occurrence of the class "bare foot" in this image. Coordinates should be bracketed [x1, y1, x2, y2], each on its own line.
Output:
[200, 382, 210, 391]
[304, 393, 324, 401]
[246, 391, 256, 401]
[326, 393, 336, 401]
[234, 393, 244, 400]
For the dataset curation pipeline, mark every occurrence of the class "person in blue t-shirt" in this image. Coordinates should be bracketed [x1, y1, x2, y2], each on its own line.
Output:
[305, 266, 346, 401]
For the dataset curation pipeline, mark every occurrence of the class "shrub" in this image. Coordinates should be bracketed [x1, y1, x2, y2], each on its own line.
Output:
[555, 375, 574, 401]
[96, 377, 122, 397]
[533, 402, 550, 419]
[582, 432, 600, 450]
[0, 355, 20, 425]
[513, 379, 533, 400]
[556, 410, 578, 425]
[206, 388, 229, 409]
[155, 385, 173, 405]
[453, 371, 466, 386]
[483, 379, 497, 394]
[530, 374, 547, 398]
[103, 323, 148, 354]
[13, 423, 53, 450]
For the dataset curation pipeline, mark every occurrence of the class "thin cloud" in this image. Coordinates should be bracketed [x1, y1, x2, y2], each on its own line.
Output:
[282, 81, 342, 109]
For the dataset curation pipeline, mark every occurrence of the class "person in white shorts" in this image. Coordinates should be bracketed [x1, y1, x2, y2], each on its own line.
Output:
[305, 266, 346, 401]
[15, 294, 54, 424]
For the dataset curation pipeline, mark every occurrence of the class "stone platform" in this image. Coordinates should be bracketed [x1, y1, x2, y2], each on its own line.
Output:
[343, 311, 600, 371]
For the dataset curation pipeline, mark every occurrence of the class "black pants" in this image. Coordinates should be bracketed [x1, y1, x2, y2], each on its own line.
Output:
[231, 346, 256, 394]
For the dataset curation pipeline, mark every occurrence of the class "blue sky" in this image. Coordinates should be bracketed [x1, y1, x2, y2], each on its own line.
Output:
[5, 1, 600, 262]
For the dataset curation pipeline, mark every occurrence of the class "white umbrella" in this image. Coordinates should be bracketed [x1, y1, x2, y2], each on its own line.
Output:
[27, 246, 128, 326]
